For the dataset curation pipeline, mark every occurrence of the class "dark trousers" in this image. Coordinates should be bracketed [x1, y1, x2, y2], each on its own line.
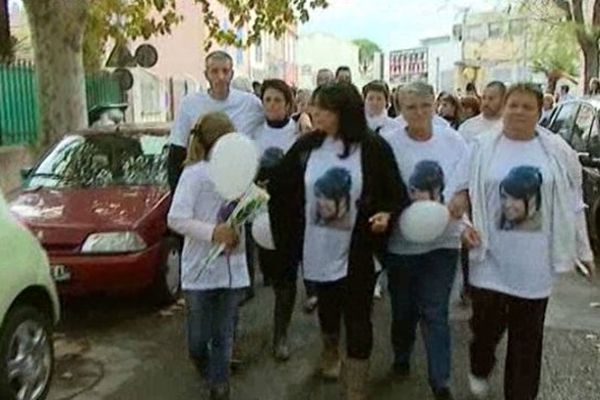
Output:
[470, 287, 549, 400]
[258, 246, 316, 297]
[315, 274, 376, 360]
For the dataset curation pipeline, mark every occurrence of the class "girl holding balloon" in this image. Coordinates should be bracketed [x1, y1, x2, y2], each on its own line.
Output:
[167, 112, 247, 400]
[268, 82, 407, 399]
[252, 78, 318, 361]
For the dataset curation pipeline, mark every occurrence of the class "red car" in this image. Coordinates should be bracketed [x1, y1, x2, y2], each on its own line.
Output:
[8, 123, 181, 303]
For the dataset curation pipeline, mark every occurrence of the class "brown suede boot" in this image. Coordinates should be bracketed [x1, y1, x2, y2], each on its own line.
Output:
[342, 358, 369, 400]
[318, 334, 341, 380]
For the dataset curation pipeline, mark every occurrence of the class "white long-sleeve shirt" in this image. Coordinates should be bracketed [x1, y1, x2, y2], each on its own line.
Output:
[167, 161, 249, 290]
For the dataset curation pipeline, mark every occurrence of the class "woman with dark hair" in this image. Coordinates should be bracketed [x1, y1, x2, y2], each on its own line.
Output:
[363, 80, 401, 135]
[409, 160, 446, 203]
[460, 95, 481, 122]
[253, 78, 318, 361]
[438, 93, 462, 130]
[458, 83, 595, 400]
[268, 82, 407, 399]
[498, 166, 543, 231]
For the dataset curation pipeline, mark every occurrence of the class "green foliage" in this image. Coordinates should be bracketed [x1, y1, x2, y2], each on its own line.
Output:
[352, 38, 382, 64]
[83, 0, 329, 70]
[84, 0, 182, 71]
[196, 0, 329, 50]
[529, 19, 579, 77]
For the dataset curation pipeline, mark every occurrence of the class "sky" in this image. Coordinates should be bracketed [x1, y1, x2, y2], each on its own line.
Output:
[300, 0, 503, 52]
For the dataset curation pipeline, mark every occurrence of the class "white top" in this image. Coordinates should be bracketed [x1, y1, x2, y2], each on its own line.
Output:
[253, 119, 298, 158]
[167, 162, 249, 290]
[395, 114, 450, 130]
[458, 114, 503, 143]
[366, 112, 402, 136]
[470, 136, 554, 299]
[169, 89, 264, 147]
[303, 138, 363, 282]
[382, 125, 469, 255]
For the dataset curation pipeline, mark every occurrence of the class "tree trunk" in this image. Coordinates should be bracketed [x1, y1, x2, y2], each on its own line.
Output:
[22, 0, 90, 147]
[0, 0, 11, 62]
[581, 38, 600, 94]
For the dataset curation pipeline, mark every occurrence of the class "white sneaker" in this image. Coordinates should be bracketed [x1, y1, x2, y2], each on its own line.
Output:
[468, 373, 490, 399]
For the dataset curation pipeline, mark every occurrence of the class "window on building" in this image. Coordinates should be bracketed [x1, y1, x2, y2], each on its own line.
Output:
[509, 19, 525, 36]
[488, 22, 504, 38]
[466, 24, 487, 41]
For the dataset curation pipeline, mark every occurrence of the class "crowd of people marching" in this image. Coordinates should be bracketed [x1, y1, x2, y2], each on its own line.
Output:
[165, 50, 596, 400]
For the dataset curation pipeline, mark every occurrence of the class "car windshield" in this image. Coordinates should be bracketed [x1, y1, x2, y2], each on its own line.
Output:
[24, 133, 169, 189]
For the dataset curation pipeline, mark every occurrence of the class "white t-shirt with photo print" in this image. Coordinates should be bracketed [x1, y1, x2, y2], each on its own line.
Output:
[470, 135, 554, 299]
[382, 125, 470, 255]
[303, 138, 363, 282]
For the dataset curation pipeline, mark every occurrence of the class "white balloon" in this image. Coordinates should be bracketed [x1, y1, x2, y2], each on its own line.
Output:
[252, 212, 275, 250]
[400, 201, 450, 243]
[208, 133, 259, 200]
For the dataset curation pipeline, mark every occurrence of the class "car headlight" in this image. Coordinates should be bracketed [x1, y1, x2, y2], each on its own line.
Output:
[81, 231, 147, 254]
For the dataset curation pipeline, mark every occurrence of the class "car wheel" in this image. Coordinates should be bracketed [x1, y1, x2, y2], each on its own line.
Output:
[0, 305, 54, 400]
[153, 236, 181, 304]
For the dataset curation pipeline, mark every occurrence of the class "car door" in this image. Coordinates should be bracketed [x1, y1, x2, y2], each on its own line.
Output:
[580, 107, 600, 244]
[548, 102, 580, 142]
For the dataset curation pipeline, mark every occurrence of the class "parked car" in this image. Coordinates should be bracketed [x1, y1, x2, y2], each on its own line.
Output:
[0, 191, 60, 400]
[545, 97, 600, 252]
[8, 123, 181, 304]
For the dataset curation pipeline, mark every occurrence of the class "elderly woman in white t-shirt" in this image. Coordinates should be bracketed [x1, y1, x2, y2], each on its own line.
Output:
[459, 83, 595, 400]
[381, 82, 470, 400]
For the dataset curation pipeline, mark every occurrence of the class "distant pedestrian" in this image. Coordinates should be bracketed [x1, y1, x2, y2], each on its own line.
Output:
[459, 95, 480, 121]
[362, 80, 401, 135]
[437, 93, 462, 130]
[168, 112, 246, 400]
[459, 81, 506, 143]
[335, 66, 352, 84]
[316, 68, 335, 87]
[589, 77, 600, 96]
[539, 93, 555, 127]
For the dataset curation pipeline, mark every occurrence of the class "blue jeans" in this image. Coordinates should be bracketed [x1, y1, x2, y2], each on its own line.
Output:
[385, 248, 458, 391]
[185, 289, 244, 385]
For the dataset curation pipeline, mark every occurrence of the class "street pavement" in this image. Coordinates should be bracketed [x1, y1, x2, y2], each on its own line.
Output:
[47, 272, 600, 400]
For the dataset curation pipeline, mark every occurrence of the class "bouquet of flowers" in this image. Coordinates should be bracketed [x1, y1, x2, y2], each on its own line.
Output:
[193, 183, 270, 280]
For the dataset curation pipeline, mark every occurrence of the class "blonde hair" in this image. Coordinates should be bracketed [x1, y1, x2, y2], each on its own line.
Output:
[184, 112, 236, 166]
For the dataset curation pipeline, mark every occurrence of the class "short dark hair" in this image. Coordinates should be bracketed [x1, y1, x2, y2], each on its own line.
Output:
[561, 84, 570, 92]
[260, 79, 294, 107]
[313, 82, 368, 158]
[362, 80, 390, 102]
[335, 66, 351, 77]
[487, 81, 507, 96]
[205, 50, 233, 65]
[466, 82, 477, 92]
[505, 82, 544, 113]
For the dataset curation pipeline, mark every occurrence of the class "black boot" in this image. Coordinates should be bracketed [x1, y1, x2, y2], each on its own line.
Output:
[273, 281, 296, 361]
[210, 383, 230, 400]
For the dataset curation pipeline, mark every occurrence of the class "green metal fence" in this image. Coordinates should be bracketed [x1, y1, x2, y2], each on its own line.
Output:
[0, 61, 39, 146]
[0, 62, 124, 146]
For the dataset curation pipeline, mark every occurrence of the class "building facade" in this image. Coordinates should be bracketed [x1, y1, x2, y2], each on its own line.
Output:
[388, 47, 428, 86]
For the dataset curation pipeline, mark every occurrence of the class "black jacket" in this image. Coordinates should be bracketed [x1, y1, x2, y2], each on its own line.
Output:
[267, 131, 409, 280]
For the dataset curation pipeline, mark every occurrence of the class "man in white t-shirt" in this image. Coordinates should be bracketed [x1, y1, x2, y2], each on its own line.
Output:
[394, 87, 451, 130]
[458, 81, 506, 143]
[167, 51, 264, 190]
